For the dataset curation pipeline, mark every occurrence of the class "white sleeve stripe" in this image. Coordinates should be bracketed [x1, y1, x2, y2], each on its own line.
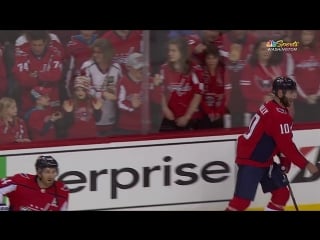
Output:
[0, 185, 17, 203]
[240, 80, 251, 83]
[191, 72, 199, 84]
[198, 82, 204, 91]
[49, 33, 61, 43]
[118, 85, 134, 112]
[219, 49, 229, 58]
[60, 201, 68, 211]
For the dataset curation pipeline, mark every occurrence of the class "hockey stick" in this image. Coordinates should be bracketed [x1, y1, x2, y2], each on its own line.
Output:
[282, 173, 299, 211]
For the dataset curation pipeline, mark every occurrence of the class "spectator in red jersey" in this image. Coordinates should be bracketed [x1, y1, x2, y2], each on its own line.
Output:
[101, 30, 143, 72]
[62, 75, 102, 139]
[65, 30, 99, 97]
[187, 30, 223, 66]
[15, 30, 65, 58]
[12, 31, 64, 117]
[226, 77, 319, 211]
[159, 37, 204, 131]
[24, 86, 62, 141]
[117, 52, 151, 135]
[239, 38, 294, 126]
[0, 97, 30, 144]
[220, 30, 257, 127]
[14, 30, 68, 101]
[81, 38, 122, 137]
[290, 30, 320, 123]
[0, 155, 69, 211]
[198, 45, 227, 129]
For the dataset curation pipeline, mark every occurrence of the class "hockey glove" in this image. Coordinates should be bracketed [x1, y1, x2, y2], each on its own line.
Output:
[279, 155, 291, 173]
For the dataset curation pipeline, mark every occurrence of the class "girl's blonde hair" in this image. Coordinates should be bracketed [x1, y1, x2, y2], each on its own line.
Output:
[0, 97, 16, 120]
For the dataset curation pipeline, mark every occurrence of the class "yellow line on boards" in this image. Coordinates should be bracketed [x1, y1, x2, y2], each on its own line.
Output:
[248, 204, 320, 211]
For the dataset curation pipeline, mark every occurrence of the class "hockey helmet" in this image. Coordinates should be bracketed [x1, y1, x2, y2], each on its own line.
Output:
[272, 76, 297, 93]
[35, 155, 58, 170]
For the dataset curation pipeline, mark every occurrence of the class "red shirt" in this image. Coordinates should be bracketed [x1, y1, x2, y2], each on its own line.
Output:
[15, 33, 65, 59]
[187, 33, 223, 66]
[201, 66, 226, 115]
[291, 48, 320, 97]
[240, 56, 289, 113]
[101, 30, 143, 67]
[0, 118, 29, 144]
[66, 100, 99, 139]
[221, 32, 257, 106]
[117, 74, 150, 131]
[66, 34, 97, 73]
[12, 47, 64, 114]
[161, 63, 204, 119]
[0, 173, 69, 211]
[65, 34, 98, 94]
[25, 106, 57, 141]
[236, 100, 308, 169]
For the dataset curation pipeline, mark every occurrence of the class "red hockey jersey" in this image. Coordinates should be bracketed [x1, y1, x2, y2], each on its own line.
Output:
[0, 173, 69, 211]
[236, 100, 309, 168]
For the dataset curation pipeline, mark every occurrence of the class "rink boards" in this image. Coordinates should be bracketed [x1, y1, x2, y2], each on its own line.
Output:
[0, 128, 320, 211]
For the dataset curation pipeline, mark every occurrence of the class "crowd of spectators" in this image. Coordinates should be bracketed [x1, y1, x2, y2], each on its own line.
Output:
[0, 30, 319, 144]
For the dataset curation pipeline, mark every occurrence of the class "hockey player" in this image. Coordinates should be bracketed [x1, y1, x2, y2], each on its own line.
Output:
[0, 155, 69, 211]
[226, 76, 319, 211]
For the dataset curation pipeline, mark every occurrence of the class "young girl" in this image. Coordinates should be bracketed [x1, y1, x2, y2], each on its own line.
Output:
[0, 97, 30, 144]
[63, 75, 102, 139]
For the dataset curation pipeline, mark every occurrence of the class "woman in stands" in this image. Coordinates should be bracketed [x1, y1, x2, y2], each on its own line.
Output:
[159, 37, 204, 131]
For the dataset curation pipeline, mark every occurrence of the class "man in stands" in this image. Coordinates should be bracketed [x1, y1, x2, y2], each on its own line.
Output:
[12, 31, 65, 116]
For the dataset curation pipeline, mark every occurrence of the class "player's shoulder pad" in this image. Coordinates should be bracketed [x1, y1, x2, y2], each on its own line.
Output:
[0, 176, 13, 185]
[11, 173, 32, 182]
[275, 107, 287, 114]
[264, 101, 287, 115]
[17, 173, 31, 179]
[56, 181, 70, 192]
